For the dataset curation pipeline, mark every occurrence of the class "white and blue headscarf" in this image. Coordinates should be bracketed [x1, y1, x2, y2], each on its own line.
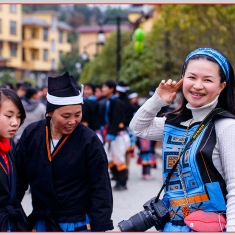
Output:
[185, 48, 230, 82]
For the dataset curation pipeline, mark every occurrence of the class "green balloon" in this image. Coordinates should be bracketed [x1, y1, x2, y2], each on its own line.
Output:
[134, 28, 145, 42]
[134, 42, 144, 53]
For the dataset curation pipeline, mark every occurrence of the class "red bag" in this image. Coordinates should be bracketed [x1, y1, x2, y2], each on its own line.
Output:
[184, 210, 226, 232]
[151, 154, 157, 167]
[137, 156, 142, 165]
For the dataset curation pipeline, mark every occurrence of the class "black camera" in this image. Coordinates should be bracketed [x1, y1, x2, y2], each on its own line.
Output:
[117, 196, 170, 232]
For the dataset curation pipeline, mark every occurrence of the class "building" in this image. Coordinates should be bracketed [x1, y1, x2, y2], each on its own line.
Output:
[22, 10, 73, 87]
[76, 4, 158, 62]
[0, 4, 158, 87]
[76, 24, 131, 61]
[0, 5, 73, 87]
[0, 4, 23, 79]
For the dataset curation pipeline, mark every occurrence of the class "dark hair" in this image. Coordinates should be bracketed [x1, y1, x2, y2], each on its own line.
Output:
[175, 54, 235, 115]
[0, 88, 26, 126]
[84, 82, 96, 94]
[2, 82, 15, 90]
[118, 92, 127, 100]
[117, 81, 128, 87]
[95, 84, 102, 90]
[103, 80, 117, 94]
[16, 81, 32, 91]
[25, 87, 38, 100]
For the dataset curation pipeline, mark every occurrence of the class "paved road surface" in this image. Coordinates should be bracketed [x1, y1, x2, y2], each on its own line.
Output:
[22, 150, 163, 232]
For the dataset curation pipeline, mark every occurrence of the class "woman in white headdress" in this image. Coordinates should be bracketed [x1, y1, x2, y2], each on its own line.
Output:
[14, 72, 114, 232]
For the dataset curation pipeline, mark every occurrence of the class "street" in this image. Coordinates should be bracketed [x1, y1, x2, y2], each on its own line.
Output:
[21, 150, 163, 232]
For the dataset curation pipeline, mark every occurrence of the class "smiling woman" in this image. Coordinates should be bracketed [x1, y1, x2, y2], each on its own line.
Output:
[129, 48, 235, 232]
[182, 59, 226, 108]
[48, 105, 82, 140]
[14, 71, 114, 232]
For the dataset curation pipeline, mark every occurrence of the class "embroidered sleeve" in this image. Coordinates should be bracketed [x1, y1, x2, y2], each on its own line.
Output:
[129, 91, 169, 141]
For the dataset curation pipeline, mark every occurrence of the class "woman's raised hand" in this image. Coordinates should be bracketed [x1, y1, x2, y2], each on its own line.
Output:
[156, 79, 183, 104]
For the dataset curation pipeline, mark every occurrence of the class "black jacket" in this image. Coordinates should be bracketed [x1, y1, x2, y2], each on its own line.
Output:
[14, 118, 113, 231]
[82, 99, 100, 131]
[0, 152, 28, 231]
[106, 97, 125, 138]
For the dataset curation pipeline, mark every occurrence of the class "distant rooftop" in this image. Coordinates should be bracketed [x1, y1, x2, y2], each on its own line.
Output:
[76, 24, 131, 33]
[58, 21, 73, 31]
[26, 10, 60, 16]
[22, 17, 73, 31]
[22, 17, 50, 27]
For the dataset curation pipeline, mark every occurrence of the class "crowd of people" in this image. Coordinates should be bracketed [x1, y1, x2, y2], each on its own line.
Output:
[3, 76, 165, 190]
[0, 47, 234, 232]
[0, 72, 163, 232]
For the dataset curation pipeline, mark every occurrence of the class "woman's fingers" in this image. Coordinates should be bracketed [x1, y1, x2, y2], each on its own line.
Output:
[169, 92, 176, 102]
[174, 79, 183, 90]
[160, 79, 183, 89]
[166, 79, 172, 85]
[157, 79, 183, 103]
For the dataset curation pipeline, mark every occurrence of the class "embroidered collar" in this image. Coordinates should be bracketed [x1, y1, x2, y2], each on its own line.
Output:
[45, 118, 71, 162]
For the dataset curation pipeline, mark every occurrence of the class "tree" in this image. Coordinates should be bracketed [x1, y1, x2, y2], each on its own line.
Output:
[0, 71, 18, 87]
[67, 12, 85, 28]
[58, 51, 81, 81]
[79, 30, 132, 84]
[121, 4, 235, 95]
[23, 77, 37, 86]
[102, 6, 128, 24]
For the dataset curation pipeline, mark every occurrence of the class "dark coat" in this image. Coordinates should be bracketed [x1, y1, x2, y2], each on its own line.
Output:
[121, 97, 136, 127]
[14, 118, 113, 231]
[81, 99, 100, 131]
[97, 96, 107, 127]
[106, 97, 125, 138]
[0, 152, 28, 231]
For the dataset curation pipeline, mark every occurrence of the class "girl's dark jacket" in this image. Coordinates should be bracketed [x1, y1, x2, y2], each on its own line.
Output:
[0, 151, 28, 231]
[14, 117, 114, 231]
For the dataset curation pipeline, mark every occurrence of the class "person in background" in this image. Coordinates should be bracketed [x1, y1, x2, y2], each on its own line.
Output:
[125, 91, 140, 162]
[102, 80, 130, 191]
[95, 84, 107, 137]
[95, 84, 104, 100]
[39, 86, 48, 106]
[130, 48, 235, 232]
[81, 82, 101, 141]
[136, 137, 156, 180]
[0, 88, 28, 231]
[15, 82, 31, 100]
[116, 81, 134, 128]
[14, 72, 113, 232]
[2, 83, 15, 90]
[13, 87, 46, 145]
[116, 82, 134, 176]
[128, 91, 140, 114]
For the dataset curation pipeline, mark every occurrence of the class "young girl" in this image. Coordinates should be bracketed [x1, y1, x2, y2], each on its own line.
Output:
[130, 48, 235, 232]
[0, 88, 27, 231]
[136, 137, 156, 179]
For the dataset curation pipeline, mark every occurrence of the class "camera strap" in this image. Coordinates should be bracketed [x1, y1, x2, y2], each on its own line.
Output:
[155, 108, 225, 201]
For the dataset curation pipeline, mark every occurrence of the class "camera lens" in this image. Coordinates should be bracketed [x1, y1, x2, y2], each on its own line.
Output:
[118, 210, 155, 232]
